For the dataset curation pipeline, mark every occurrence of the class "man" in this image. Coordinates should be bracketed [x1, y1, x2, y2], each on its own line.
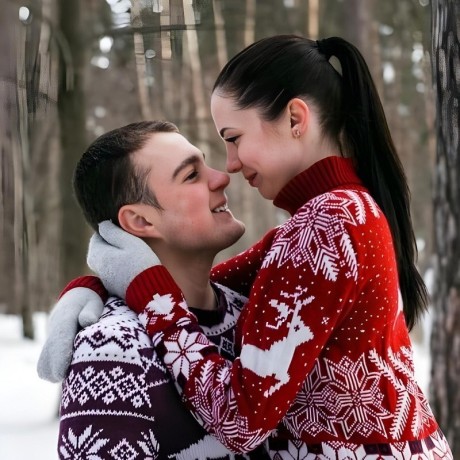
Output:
[38, 121, 270, 459]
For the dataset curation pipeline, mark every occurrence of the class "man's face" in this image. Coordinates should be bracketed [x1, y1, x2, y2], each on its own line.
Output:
[133, 131, 245, 256]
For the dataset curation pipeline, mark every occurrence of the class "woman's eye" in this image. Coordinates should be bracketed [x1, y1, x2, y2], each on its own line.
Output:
[225, 135, 239, 144]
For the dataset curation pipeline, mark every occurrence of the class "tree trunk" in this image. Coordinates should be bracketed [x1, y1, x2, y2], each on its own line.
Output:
[0, 0, 20, 314]
[430, 0, 460, 455]
[342, 0, 382, 93]
[307, 0, 319, 39]
[183, 1, 211, 155]
[15, 12, 34, 339]
[57, 0, 89, 287]
[131, 0, 154, 120]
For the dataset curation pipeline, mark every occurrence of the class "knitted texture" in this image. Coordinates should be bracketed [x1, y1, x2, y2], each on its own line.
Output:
[125, 157, 453, 459]
[60, 275, 108, 302]
[58, 289, 269, 459]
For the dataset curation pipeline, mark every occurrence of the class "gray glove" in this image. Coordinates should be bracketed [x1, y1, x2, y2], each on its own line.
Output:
[87, 220, 160, 299]
[37, 287, 104, 382]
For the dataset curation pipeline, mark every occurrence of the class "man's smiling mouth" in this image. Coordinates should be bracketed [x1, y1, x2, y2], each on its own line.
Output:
[212, 204, 229, 213]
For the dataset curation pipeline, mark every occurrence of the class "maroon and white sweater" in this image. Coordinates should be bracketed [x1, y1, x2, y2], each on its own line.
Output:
[122, 157, 452, 459]
[58, 287, 269, 459]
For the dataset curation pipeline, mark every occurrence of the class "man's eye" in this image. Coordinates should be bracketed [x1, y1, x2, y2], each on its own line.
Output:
[225, 136, 239, 144]
[185, 170, 199, 181]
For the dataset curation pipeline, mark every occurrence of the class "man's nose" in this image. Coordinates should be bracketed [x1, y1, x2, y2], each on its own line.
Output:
[209, 167, 230, 189]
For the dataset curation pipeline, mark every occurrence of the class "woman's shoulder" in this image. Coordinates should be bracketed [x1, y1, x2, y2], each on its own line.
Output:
[289, 188, 386, 235]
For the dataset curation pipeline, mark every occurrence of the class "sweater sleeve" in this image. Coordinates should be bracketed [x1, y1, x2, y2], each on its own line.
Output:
[59, 275, 109, 302]
[57, 303, 166, 458]
[210, 227, 278, 297]
[126, 192, 382, 453]
[58, 359, 164, 459]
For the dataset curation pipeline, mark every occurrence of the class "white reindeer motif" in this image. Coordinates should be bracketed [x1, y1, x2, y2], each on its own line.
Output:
[240, 287, 315, 397]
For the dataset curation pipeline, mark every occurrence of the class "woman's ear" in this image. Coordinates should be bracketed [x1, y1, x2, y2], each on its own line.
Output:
[288, 98, 310, 138]
[118, 204, 161, 239]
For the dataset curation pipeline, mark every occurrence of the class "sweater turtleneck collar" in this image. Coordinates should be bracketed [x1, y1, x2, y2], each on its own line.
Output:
[273, 156, 365, 216]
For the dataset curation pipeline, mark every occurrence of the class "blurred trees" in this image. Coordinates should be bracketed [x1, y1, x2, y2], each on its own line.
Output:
[1, 0, 62, 337]
[430, 0, 460, 454]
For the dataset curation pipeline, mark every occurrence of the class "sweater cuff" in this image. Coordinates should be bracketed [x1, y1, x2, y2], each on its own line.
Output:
[126, 265, 182, 313]
[59, 275, 108, 302]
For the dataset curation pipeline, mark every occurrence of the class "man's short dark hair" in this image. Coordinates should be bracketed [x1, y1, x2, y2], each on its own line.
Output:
[73, 120, 179, 230]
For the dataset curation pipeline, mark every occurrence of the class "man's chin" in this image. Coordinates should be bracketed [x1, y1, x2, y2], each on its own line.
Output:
[219, 222, 246, 251]
[233, 220, 246, 241]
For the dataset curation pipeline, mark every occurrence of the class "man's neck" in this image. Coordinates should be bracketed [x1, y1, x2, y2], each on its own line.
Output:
[153, 248, 217, 311]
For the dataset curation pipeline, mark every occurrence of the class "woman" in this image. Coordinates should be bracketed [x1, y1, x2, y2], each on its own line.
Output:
[43, 35, 453, 459]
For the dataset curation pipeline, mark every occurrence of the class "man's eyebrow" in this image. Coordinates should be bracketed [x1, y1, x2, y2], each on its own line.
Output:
[171, 153, 204, 180]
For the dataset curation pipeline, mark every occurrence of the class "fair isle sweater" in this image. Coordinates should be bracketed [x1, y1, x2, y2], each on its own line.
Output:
[123, 157, 452, 459]
[58, 288, 269, 460]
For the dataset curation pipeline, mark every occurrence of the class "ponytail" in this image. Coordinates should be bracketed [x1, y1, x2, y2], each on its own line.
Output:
[318, 37, 428, 330]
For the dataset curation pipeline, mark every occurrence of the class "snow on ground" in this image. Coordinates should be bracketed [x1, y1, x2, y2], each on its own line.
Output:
[0, 311, 432, 460]
[0, 313, 60, 460]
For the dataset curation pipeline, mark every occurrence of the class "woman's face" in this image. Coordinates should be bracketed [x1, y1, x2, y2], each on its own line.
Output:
[210, 93, 308, 200]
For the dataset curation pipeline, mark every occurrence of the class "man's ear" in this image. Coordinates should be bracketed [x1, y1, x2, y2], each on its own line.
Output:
[118, 204, 161, 239]
[288, 98, 310, 137]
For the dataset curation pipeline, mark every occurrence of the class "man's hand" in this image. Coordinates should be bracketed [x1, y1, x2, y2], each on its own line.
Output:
[87, 220, 160, 299]
[37, 287, 104, 382]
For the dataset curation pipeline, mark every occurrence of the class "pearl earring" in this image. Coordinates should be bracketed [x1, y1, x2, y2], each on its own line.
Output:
[293, 128, 301, 138]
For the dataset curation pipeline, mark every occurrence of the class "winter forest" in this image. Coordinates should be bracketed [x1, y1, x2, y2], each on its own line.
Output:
[0, 0, 459, 457]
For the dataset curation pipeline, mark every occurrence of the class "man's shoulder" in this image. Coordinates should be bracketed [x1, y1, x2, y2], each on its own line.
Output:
[214, 282, 248, 312]
[72, 297, 154, 364]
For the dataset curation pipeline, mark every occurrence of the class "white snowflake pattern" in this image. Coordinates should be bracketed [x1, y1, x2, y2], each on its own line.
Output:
[162, 329, 210, 379]
[146, 293, 176, 319]
[59, 425, 109, 459]
[268, 438, 311, 459]
[369, 347, 434, 438]
[261, 191, 372, 282]
[322, 355, 390, 438]
[285, 355, 391, 440]
[137, 430, 159, 458]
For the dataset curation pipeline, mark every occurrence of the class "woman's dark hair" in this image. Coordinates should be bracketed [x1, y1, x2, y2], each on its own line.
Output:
[73, 120, 179, 231]
[213, 34, 427, 330]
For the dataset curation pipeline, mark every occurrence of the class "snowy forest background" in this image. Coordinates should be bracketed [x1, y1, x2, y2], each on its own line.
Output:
[0, 0, 459, 458]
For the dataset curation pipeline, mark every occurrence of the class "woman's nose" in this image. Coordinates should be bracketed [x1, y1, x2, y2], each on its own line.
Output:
[226, 150, 243, 173]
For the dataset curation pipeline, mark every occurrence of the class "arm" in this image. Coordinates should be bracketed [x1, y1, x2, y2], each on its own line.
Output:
[38, 225, 161, 383]
[210, 227, 279, 297]
[125, 198, 365, 452]
[59, 298, 269, 459]
[37, 275, 108, 382]
[57, 300, 170, 458]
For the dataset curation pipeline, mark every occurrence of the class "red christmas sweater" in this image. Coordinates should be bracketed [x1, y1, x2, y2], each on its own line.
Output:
[123, 157, 445, 455]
